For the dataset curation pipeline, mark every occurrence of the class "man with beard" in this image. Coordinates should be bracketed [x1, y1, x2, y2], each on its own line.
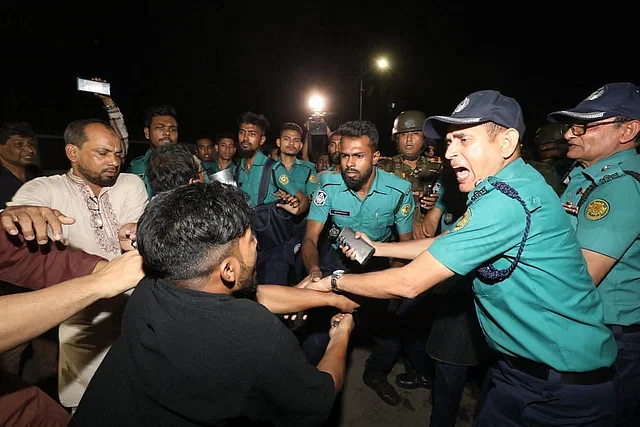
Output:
[300, 120, 414, 406]
[235, 111, 310, 285]
[378, 110, 443, 239]
[327, 129, 342, 172]
[127, 104, 179, 197]
[0, 121, 39, 209]
[7, 118, 148, 412]
[70, 182, 355, 427]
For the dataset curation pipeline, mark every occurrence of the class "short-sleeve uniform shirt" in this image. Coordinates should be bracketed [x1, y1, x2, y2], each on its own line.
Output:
[428, 158, 616, 372]
[275, 158, 318, 196]
[561, 150, 640, 326]
[307, 169, 415, 243]
[236, 150, 300, 207]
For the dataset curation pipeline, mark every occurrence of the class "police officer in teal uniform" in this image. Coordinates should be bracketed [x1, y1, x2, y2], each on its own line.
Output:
[235, 112, 309, 285]
[303, 91, 621, 426]
[208, 132, 236, 175]
[301, 120, 414, 406]
[548, 82, 640, 425]
[274, 122, 317, 196]
[127, 105, 179, 198]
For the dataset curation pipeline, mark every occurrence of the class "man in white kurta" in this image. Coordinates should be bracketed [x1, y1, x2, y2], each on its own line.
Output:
[7, 119, 147, 409]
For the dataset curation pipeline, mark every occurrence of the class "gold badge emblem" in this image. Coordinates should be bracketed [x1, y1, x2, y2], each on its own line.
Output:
[453, 209, 472, 231]
[400, 203, 411, 216]
[309, 174, 316, 183]
[279, 174, 289, 185]
[585, 199, 609, 221]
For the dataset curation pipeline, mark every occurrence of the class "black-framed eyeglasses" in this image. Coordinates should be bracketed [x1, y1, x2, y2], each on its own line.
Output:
[561, 120, 616, 137]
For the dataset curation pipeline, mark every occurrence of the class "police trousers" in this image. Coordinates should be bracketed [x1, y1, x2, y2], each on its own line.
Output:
[608, 324, 640, 426]
[474, 359, 621, 426]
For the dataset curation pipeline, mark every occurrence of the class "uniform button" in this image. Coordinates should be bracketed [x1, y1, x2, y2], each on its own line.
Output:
[567, 193, 572, 196]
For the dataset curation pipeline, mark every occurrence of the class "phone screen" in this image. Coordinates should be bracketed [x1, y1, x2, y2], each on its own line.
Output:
[76, 78, 111, 96]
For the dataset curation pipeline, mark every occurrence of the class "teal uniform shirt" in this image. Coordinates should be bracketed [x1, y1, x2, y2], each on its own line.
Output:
[428, 158, 616, 372]
[308, 169, 415, 243]
[236, 150, 300, 208]
[276, 158, 318, 196]
[562, 150, 640, 326]
[127, 149, 153, 197]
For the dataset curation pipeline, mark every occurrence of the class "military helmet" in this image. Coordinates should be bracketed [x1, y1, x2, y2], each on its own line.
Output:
[533, 123, 564, 147]
[392, 110, 427, 138]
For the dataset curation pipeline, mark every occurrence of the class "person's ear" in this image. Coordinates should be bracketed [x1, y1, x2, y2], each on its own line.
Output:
[218, 256, 240, 290]
[276, 138, 281, 148]
[65, 144, 79, 164]
[144, 127, 150, 141]
[501, 129, 520, 158]
[372, 150, 381, 165]
[619, 120, 640, 145]
[260, 135, 266, 146]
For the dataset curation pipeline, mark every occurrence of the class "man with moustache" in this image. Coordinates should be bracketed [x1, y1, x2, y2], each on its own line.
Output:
[234, 111, 310, 285]
[300, 120, 414, 406]
[194, 135, 217, 173]
[70, 182, 354, 427]
[303, 91, 621, 426]
[8, 118, 148, 412]
[275, 122, 317, 197]
[549, 82, 640, 425]
[127, 104, 179, 197]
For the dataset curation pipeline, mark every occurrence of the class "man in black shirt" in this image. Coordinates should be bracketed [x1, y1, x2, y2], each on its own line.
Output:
[0, 122, 38, 208]
[70, 182, 354, 426]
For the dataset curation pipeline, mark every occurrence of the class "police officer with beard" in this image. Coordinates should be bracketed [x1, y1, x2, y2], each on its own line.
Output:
[300, 120, 414, 406]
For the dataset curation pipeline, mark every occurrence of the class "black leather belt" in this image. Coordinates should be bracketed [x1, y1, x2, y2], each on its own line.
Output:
[608, 324, 640, 333]
[503, 356, 615, 385]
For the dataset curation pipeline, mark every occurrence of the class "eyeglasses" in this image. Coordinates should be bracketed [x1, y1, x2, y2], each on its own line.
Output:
[86, 196, 103, 229]
[561, 120, 616, 137]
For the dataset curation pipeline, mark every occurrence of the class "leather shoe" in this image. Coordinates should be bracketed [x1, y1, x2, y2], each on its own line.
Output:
[395, 370, 433, 389]
[363, 370, 402, 406]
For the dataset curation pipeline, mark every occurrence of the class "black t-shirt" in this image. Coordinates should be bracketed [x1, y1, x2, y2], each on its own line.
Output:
[70, 278, 335, 427]
[0, 165, 38, 209]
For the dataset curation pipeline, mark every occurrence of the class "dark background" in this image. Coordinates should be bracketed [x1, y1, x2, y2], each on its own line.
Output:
[2, 0, 638, 166]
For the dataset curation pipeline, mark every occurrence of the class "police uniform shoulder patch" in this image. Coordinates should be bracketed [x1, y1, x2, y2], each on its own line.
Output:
[279, 174, 289, 185]
[453, 209, 472, 231]
[585, 198, 609, 220]
[309, 174, 316, 183]
[400, 203, 411, 216]
[314, 190, 328, 206]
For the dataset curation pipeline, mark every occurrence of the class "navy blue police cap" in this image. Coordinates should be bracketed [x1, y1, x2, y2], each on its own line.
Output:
[423, 90, 525, 141]
[548, 82, 640, 123]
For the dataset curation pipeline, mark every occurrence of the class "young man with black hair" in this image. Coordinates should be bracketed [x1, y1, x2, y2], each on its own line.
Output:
[235, 111, 310, 285]
[127, 104, 179, 197]
[70, 182, 355, 427]
[0, 121, 38, 208]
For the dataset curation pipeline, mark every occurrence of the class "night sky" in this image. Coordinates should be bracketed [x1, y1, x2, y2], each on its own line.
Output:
[2, 0, 638, 162]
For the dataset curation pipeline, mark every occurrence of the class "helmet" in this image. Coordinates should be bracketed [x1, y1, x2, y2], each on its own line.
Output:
[533, 123, 564, 147]
[392, 110, 427, 138]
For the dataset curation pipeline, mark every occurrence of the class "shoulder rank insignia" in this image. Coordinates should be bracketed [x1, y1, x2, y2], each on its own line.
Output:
[279, 174, 289, 185]
[453, 209, 472, 231]
[585, 198, 609, 220]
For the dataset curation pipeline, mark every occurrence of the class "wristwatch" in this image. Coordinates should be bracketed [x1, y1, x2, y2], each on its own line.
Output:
[331, 269, 345, 292]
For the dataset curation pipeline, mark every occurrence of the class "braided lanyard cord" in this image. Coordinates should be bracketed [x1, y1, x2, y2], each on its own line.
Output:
[476, 181, 532, 282]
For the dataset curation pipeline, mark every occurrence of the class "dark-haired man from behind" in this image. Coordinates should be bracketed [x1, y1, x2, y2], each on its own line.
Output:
[0, 121, 39, 209]
[70, 182, 354, 427]
[127, 104, 179, 197]
[146, 143, 204, 196]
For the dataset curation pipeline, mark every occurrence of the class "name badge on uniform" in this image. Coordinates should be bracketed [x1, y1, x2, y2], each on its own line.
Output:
[330, 209, 351, 217]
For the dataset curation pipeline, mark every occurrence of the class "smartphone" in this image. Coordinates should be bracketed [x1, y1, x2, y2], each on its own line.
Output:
[76, 78, 111, 96]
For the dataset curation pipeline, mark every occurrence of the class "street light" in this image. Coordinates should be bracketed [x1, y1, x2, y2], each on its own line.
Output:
[359, 56, 390, 120]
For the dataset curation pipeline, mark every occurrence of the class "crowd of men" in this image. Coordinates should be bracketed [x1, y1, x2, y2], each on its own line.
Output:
[0, 80, 639, 427]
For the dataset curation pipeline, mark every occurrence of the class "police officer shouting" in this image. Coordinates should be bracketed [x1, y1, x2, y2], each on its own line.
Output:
[302, 91, 621, 426]
[378, 110, 443, 239]
[300, 120, 415, 406]
[548, 82, 640, 425]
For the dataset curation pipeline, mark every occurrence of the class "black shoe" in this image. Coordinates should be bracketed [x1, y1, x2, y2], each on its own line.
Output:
[363, 370, 402, 406]
[395, 371, 433, 389]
